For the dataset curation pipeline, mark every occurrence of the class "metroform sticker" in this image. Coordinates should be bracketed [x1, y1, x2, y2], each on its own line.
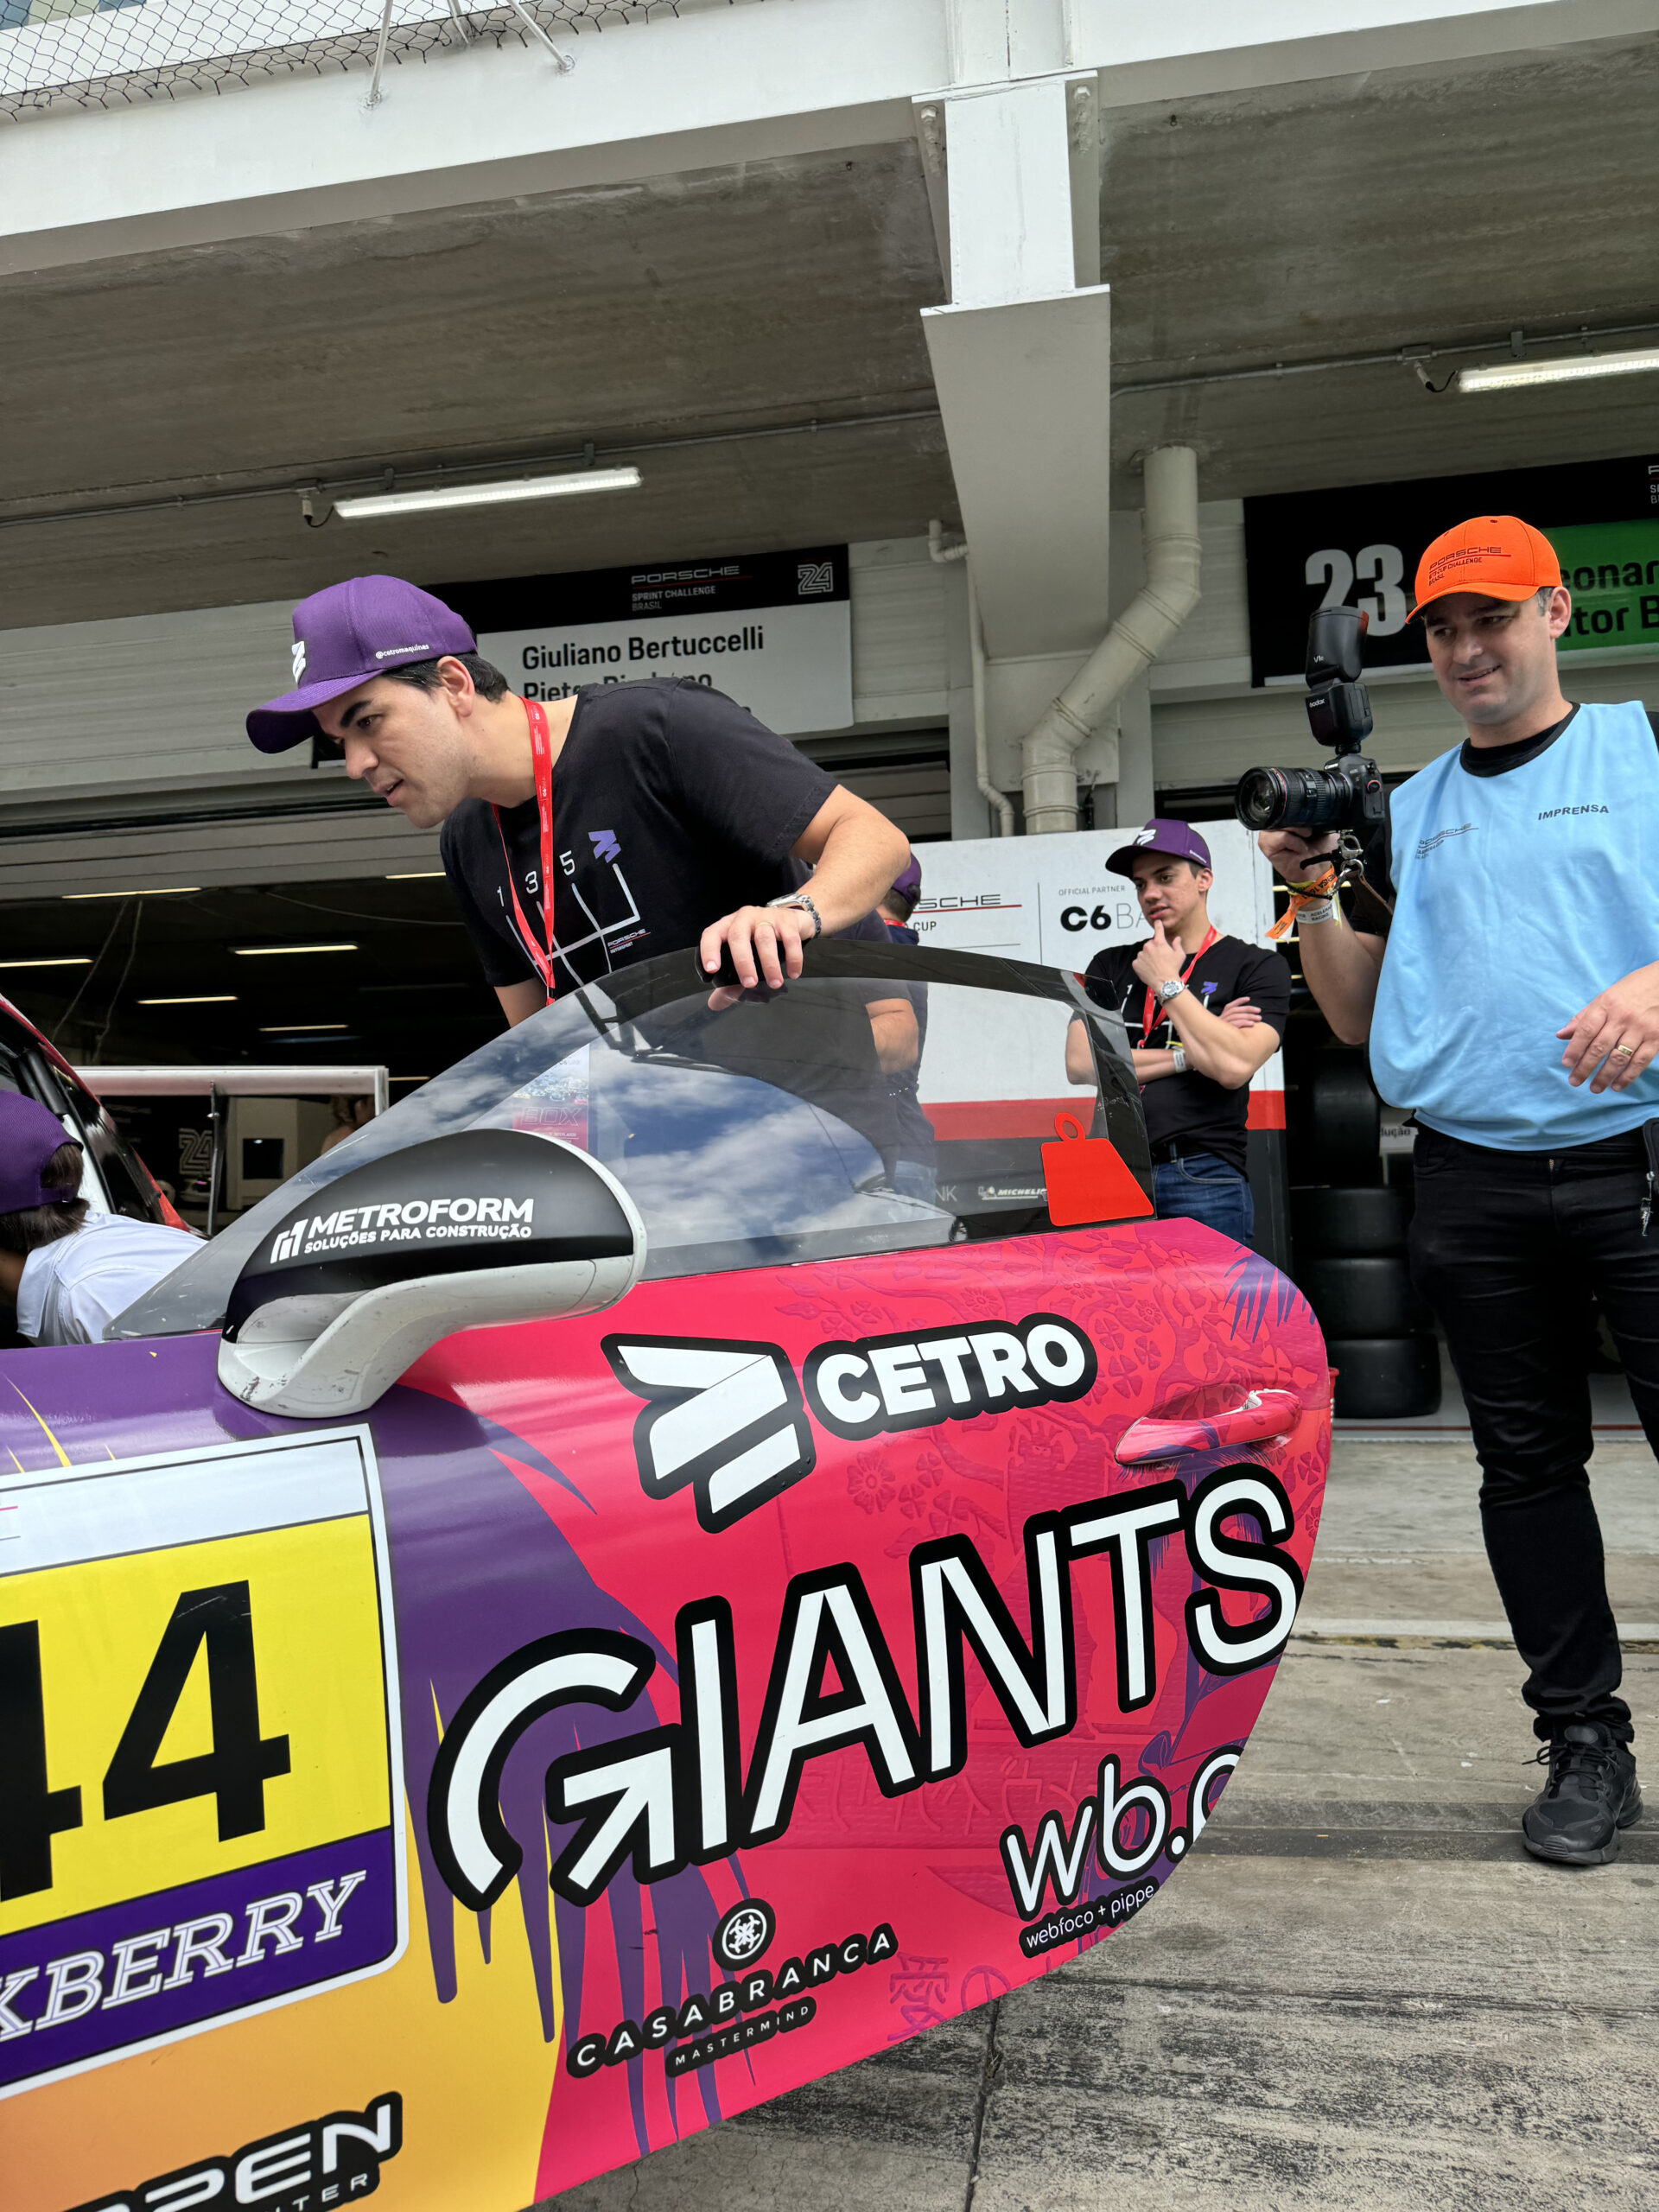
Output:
[269, 1196, 535, 1263]
[605, 1315, 1096, 1532]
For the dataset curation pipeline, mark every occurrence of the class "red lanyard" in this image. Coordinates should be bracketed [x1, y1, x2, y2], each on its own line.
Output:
[1141, 924, 1217, 1045]
[493, 697, 558, 998]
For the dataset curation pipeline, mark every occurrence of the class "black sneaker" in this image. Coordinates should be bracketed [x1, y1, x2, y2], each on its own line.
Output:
[1522, 1723, 1642, 1866]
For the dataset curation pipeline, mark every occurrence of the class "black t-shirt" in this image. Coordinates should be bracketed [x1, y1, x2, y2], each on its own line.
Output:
[1084, 933, 1292, 1173]
[1359, 705, 1659, 914]
[441, 679, 845, 995]
[875, 916, 935, 1166]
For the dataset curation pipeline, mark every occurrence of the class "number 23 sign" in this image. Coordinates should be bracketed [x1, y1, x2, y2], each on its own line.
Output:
[1243, 452, 1658, 682]
[0, 1432, 404, 2096]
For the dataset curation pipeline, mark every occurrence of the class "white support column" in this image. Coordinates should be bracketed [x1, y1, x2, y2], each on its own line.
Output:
[943, 78, 1076, 308]
[923, 64, 1110, 836]
[947, 0, 1067, 86]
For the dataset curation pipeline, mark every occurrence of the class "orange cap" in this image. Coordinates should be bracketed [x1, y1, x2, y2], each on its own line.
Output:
[1412, 515, 1562, 618]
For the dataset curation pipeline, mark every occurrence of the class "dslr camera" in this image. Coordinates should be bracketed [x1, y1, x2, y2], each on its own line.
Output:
[1233, 605, 1387, 846]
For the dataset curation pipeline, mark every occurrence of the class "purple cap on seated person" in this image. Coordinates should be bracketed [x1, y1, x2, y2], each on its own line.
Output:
[1105, 818, 1213, 880]
[246, 575, 478, 753]
[891, 855, 923, 906]
[0, 1092, 79, 1214]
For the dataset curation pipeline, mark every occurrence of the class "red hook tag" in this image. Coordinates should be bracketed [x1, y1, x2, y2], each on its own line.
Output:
[1040, 1110, 1154, 1229]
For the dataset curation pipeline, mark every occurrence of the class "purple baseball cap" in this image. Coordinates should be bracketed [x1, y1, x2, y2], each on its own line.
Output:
[0, 1093, 79, 1215]
[1105, 818, 1213, 880]
[890, 855, 923, 906]
[246, 575, 477, 753]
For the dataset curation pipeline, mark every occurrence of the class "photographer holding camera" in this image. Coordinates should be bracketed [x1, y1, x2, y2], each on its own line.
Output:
[1255, 513, 1659, 1869]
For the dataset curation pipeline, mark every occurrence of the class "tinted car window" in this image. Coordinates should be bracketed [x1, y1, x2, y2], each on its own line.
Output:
[87, 1135, 158, 1223]
[471, 977, 1103, 1277]
[111, 944, 1144, 1336]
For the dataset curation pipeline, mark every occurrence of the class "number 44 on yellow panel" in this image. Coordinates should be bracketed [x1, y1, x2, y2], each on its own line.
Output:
[0, 1431, 404, 2096]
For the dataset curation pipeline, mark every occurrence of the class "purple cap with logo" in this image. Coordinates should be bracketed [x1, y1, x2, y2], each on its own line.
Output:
[246, 575, 477, 753]
[0, 1092, 79, 1215]
[1105, 818, 1213, 880]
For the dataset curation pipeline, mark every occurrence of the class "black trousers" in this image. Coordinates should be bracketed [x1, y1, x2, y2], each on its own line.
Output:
[1408, 1124, 1659, 1741]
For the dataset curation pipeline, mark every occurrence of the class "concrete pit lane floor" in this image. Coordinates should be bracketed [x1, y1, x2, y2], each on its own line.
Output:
[543, 1439, 1659, 2212]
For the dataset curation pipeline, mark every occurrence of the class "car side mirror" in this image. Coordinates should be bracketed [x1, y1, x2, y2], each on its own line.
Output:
[216, 1129, 645, 1418]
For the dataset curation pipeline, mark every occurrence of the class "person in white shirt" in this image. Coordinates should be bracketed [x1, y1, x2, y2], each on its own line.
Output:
[0, 1093, 200, 1347]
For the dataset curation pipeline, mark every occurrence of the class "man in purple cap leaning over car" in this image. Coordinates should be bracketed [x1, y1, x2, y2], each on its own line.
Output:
[1066, 820, 1290, 1246]
[0, 1094, 199, 1346]
[246, 576, 909, 1027]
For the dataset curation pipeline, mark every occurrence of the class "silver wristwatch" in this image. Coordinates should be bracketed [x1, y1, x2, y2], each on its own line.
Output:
[1156, 977, 1187, 1007]
[765, 890, 823, 940]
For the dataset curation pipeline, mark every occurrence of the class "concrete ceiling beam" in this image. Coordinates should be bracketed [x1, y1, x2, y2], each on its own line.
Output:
[6, 0, 1652, 277]
[1075, 0, 1659, 105]
[0, 0, 940, 277]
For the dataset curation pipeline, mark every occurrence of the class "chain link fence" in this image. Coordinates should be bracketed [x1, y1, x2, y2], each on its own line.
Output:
[2, 0, 749, 123]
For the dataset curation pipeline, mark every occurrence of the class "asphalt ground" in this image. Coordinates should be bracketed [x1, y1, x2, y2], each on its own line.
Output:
[544, 1439, 1659, 2212]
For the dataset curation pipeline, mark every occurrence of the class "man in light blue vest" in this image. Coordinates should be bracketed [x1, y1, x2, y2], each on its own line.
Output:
[1262, 514, 1659, 1869]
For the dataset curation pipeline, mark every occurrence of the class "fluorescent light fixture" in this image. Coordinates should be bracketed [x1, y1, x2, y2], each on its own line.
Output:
[138, 995, 238, 1005]
[0, 956, 91, 969]
[335, 466, 641, 522]
[64, 886, 200, 899]
[385, 870, 446, 880]
[259, 1023, 347, 1032]
[1458, 345, 1659, 393]
[232, 943, 357, 957]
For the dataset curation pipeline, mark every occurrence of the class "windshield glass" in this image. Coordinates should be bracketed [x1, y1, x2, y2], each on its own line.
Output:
[111, 943, 1143, 1337]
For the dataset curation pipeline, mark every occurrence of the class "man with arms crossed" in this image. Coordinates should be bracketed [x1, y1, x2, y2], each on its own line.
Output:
[1071, 822, 1288, 1245]
[246, 577, 909, 1020]
[1262, 514, 1659, 1866]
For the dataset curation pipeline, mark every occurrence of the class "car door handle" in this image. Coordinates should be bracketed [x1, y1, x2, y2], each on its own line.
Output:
[1116, 1389, 1301, 1466]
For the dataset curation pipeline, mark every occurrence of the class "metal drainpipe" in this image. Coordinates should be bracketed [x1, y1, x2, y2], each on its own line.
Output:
[1020, 445, 1202, 836]
[928, 522, 1013, 837]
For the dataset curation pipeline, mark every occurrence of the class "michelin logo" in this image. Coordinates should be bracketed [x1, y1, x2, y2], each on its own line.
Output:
[270, 1196, 534, 1263]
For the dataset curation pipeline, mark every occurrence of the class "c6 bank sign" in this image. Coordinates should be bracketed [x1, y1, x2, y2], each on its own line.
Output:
[435, 546, 852, 735]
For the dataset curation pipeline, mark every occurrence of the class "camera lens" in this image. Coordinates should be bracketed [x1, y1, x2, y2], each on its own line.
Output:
[1235, 763, 1353, 836]
[1234, 766, 1293, 830]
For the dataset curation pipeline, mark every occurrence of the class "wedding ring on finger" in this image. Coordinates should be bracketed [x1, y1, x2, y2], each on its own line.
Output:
[1610, 1043, 1637, 1059]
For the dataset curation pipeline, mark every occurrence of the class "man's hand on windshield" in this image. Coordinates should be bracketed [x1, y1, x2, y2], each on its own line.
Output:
[1557, 960, 1659, 1092]
[700, 903, 814, 992]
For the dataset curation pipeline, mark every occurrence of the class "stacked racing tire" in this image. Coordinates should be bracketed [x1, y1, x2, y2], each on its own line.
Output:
[1291, 1055, 1441, 1421]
